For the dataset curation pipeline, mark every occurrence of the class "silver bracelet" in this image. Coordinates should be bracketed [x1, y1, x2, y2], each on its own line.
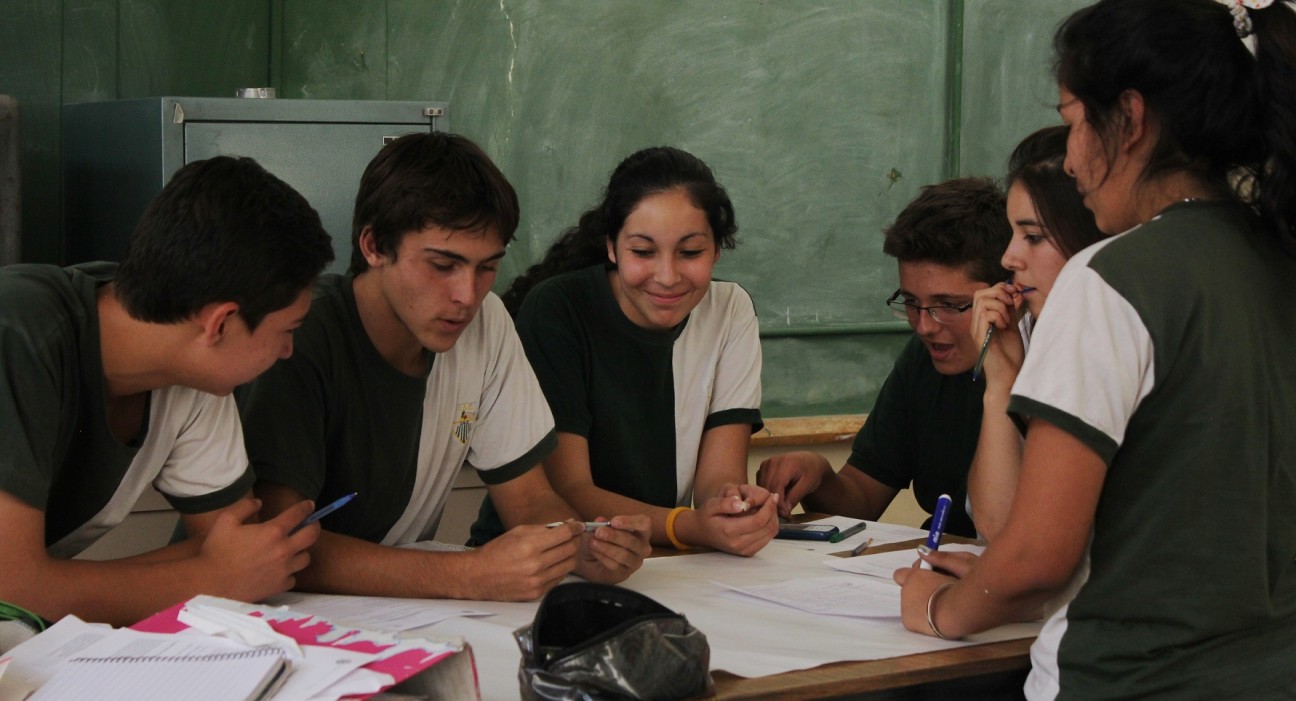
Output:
[926, 582, 956, 640]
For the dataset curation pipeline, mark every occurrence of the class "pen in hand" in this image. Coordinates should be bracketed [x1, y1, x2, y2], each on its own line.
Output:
[917, 494, 952, 570]
[290, 492, 357, 534]
[970, 284, 1035, 382]
[971, 325, 994, 382]
[546, 521, 610, 532]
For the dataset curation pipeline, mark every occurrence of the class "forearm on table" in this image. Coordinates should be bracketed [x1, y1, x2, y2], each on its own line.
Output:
[928, 537, 1064, 638]
[802, 466, 889, 520]
[3, 555, 225, 627]
[291, 529, 477, 600]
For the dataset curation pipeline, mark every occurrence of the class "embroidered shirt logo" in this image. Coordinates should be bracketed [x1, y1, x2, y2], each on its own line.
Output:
[451, 403, 477, 445]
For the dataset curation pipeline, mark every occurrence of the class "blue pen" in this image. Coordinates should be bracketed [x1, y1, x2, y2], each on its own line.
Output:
[291, 492, 357, 534]
[917, 493, 952, 570]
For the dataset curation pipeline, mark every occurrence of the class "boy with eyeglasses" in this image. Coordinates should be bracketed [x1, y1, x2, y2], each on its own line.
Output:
[757, 178, 1009, 537]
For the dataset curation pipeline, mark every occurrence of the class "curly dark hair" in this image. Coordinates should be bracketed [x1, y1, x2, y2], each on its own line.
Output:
[501, 146, 737, 315]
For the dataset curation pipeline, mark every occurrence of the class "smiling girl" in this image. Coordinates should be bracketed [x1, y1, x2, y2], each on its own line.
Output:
[470, 147, 778, 555]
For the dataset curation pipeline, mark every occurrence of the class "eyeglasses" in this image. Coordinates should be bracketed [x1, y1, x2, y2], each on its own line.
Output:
[886, 290, 973, 325]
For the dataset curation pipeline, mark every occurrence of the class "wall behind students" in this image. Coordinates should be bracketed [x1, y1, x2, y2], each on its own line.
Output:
[1, 0, 1086, 417]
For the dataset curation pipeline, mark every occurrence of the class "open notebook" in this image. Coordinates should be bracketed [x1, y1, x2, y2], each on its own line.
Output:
[29, 647, 288, 701]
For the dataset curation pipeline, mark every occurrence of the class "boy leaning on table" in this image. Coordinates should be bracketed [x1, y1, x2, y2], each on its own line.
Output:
[238, 132, 652, 602]
[758, 178, 1010, 538]
[0, 156, 336, 628]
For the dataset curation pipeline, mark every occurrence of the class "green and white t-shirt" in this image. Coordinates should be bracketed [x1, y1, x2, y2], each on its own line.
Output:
[1010, 201, 1296, 699]
[471, 264, 762, 543]
[0, 263, 252, 558]
[240, 274, 556, 545]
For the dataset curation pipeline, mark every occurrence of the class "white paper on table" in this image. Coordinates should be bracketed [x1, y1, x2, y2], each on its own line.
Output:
[713, 574, 901, 618]
[0, 616, 250, 699]
[270, 644, 379, 701]
[826, 543, 985, 579]
[180, 602, 302, 657]
[263, 592, 493, 633]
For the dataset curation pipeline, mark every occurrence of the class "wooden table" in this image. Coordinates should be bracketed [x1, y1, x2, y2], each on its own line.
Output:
[711, 638, 1031, 700]
[708, 532, 1034, 700]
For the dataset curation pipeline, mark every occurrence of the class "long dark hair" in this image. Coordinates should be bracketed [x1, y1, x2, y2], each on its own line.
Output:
[1054, 0, 1296, 253]
[1006, 126, 1105, 258]
[502, 146, 737, 315]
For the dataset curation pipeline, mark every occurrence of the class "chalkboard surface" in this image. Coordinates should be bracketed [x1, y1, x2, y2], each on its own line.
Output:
[276, 0, 1089, 415]
[6, 0, 1088, 416]
[378, 1, 951, 336]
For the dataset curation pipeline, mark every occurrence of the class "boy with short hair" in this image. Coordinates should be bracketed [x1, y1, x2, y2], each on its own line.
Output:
[241, 133, 650, 602]
[0, 156, 335, 625]
[758, 177, 1010, 537]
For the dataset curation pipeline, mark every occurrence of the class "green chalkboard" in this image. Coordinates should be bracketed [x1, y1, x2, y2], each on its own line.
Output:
[272, 0, 1093, 416]
[377, 1, 952, 335]
[1, 0, 1091, 416]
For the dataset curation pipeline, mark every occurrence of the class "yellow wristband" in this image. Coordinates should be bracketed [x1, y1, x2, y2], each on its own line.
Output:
[664, 506, 693, 551]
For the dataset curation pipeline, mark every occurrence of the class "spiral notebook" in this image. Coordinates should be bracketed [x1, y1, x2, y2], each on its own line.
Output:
[28, 646, 289, 701]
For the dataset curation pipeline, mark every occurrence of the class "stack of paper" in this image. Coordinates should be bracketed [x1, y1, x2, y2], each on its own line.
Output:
[30, 647, 288, 701]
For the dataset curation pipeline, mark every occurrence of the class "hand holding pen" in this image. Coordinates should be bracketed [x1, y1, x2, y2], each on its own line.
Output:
[970, 282, 1032, 382]
[917, 494, 952, 570]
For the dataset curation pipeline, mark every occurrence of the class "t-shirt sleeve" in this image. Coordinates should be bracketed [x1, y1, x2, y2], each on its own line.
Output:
[0, 316, 71, 509]
[467, 295, 557, 484]
[847, 336, 922, 491]
[515, 282, 592, 437]
[704, 285, 762, 431]
[237, 336, 331, 500]
[1009, 258, 1155, 465]
[152, 390, 254, 514]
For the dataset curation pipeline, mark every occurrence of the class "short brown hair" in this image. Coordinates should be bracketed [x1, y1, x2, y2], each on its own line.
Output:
[349, 132, 520, 274]
[882, 177, 1011, 284]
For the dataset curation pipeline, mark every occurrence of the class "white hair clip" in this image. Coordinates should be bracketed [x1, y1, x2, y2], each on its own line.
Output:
[1216, 0, 1275, 39]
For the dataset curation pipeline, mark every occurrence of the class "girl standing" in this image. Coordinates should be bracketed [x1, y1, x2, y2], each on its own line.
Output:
[896, 1, 1296, 698]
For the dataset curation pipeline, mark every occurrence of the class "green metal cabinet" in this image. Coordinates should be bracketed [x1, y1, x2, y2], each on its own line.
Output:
[62, 97, 447, 271]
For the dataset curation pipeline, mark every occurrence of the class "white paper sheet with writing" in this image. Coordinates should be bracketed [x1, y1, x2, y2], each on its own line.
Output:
[714, 574, 901, 617]
[29, 646, 288, 701]
[826, 543, 986, 579]
[0, 614, 378, 701]
[263, 592, 492, 632]
[397, 544, 1042, 701]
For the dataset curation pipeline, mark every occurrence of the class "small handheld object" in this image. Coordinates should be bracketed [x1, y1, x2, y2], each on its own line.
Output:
[775, 523, 840, 541]
[917, 493, 952, 570]
[828, 520, 868, 543]
[971, 326, 994, 382]
[849, 537, 875, 557]
[971, 284, 1035, 382]
[291, 492, 357, 534]
[546, 521, 609, 532]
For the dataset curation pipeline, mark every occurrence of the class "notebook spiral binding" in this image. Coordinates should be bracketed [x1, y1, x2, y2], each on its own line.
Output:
[68, 647, 282, 664]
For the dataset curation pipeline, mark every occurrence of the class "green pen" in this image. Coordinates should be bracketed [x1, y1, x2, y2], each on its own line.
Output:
[827, 520, 868, 543]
